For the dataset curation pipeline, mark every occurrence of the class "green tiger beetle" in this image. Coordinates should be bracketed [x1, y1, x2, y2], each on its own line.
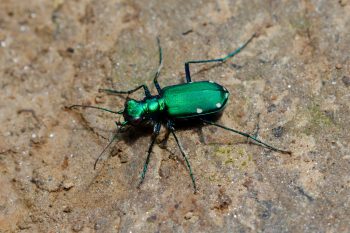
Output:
[69, 33, 291, 193]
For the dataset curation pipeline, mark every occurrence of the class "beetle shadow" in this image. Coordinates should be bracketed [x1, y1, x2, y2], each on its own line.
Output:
[116, 124, 154, 145]
[157, 113, 224, 147]
[84, 125, 154, 188]
[172, 112, 222, 128]
[104, 113, 223, 156]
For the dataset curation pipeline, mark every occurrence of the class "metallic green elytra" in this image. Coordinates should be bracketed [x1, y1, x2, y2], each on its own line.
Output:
[163, 81, 229, 118]
[68, 33, 291, 193]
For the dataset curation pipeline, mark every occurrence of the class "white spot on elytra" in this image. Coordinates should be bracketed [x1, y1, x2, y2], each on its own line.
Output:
[209, 80, 214, 83]
[216, 103, 222, 108]
[225, 93, 229, 98]
[196, 108, 203, 113]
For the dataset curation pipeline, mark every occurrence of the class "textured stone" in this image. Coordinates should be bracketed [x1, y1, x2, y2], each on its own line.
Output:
[0, 1, 349, 232]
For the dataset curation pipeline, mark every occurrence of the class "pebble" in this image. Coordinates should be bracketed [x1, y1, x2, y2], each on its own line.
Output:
[63, 181, 74, 190]
[184, 211, 193, 220]
[272, 126, 284, 138]
[95, 95, 106, 104]
[342, 76, 350, 87]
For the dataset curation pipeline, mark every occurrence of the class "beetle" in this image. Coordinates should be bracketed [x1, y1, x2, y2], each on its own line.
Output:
[69, 33, 291, 192]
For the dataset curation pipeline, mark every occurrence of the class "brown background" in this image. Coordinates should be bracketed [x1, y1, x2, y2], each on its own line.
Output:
[0, 0, 349, 232]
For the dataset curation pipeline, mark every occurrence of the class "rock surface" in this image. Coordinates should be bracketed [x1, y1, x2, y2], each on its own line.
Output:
[0, 1, 349, 232]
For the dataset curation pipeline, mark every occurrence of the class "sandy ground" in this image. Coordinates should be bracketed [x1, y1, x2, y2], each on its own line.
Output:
[0, 0, 350, 232]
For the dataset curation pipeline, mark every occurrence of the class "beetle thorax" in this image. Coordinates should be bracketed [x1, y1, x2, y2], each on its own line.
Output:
[124, 97, 165, 124]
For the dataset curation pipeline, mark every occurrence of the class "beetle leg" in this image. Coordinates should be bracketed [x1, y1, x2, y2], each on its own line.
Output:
[99, 84, 152, 98]
[167, 122, 197, 193]
[153, 37, 164, 95]
[93, 133, 119, 170]
[200, 118, 291, 154]
[138, 122, 161, 187]
[184, 33, 256, 83]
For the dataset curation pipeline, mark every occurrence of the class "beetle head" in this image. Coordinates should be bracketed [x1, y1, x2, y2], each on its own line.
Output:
[123, 99, 146, 125]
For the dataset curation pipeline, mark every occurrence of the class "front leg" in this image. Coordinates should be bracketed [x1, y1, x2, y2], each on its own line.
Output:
[94, 133, 119, 170]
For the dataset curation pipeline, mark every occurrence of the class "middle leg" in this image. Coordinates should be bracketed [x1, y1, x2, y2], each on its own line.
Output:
[138, 122, 161, 187]
[99, 84, 151, 97]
